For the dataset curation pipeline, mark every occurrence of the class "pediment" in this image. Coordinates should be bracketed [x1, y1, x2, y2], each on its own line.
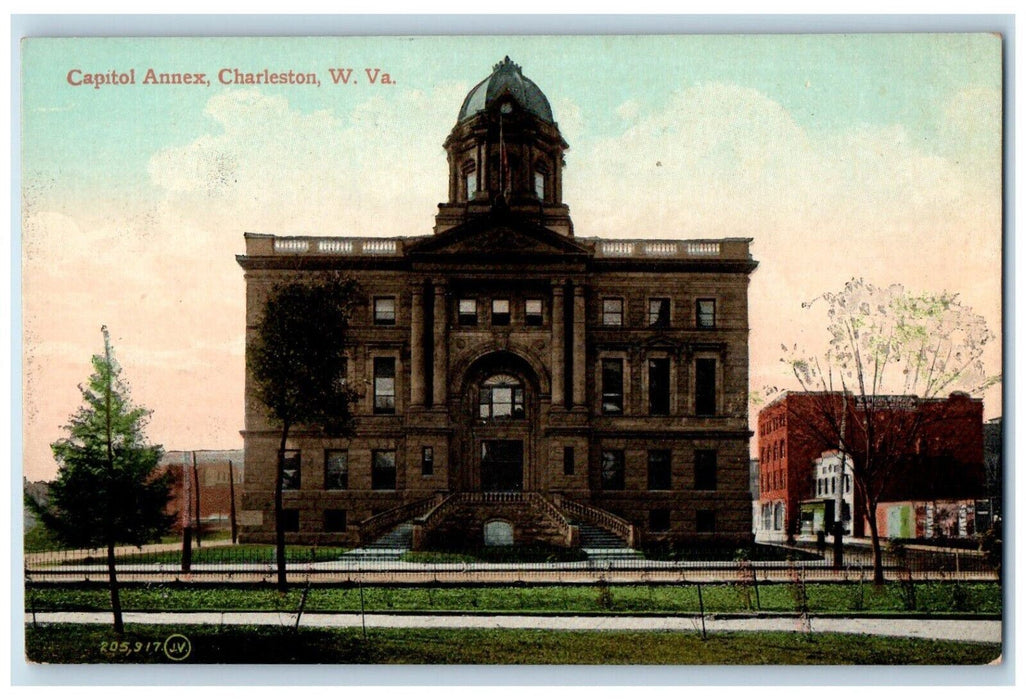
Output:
[410, 213, 588, 258]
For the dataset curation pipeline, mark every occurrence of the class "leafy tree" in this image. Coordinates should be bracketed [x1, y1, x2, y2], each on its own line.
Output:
[30, 326, 173, 632]
[776, 278, 997, 584]
[249, 273, 362, 592]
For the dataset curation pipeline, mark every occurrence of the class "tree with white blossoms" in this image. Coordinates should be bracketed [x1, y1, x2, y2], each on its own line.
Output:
[774, 278, 998, 583]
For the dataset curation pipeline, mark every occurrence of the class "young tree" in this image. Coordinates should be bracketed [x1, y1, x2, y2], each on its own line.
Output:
[778, 278, 997, 583]
[249, 273, 362, 592]
[31, 326, 173, 633]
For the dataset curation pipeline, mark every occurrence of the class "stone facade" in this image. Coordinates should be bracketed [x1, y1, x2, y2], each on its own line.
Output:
[237, 58, 758, 548]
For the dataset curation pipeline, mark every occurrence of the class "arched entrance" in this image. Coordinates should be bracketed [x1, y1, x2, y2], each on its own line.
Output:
[455, 351, 540, 493]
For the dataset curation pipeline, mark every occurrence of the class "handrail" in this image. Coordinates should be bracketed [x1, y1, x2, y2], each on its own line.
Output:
[558, 497, 636, 547]
[527, 493, 578, 547]
[357, 496, 437, 545]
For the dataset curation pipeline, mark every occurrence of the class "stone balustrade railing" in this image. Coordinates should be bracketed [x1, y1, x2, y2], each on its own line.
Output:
[357, 496, 438, 545]
[556, 496, 637, 548]
[268, 236, 405, 256]
[526, 493, 579, 548]
[583, 238, 750, 260]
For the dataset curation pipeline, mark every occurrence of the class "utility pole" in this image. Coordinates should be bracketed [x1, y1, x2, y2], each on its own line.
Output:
[192, 451, 202, 548]
[228, 459, 238, 544]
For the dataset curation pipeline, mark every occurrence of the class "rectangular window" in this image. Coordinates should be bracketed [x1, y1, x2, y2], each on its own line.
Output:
[465, 171, 476, 199]
[695, 358, 717, 416]
[324, 509, 347, 532]
[373, 297, 396, 326]
[491, 299, 510, 326]
[696, 299, 716, 329]
[534, 171, 545, 200]
[650, 509, 671, 533]
[602, 298, 624, 326]
[421, 446, 434, 476]
[525, 299, 543, 326]
[648, 298, 670, 327]
[371, 450, 397, 490]
[648, 358, 671, 415]
[563, 446, 574, 476]
[458, 298, 478, 325]
[335, 357, 349, 392]
[324, 450, 348, 490]
[696, 509, 716, 533]
[373, 357, 396, 414]
[600, 450, 625, 490]
[280, 450, 301, 490]
[694, 449, 717, 490]
[601, 358, 624, 414]
[282, 509, 300, 532]
[647, 450, 672, 491]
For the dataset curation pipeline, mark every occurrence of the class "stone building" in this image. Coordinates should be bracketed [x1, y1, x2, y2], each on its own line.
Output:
[237, 58, 759, 549]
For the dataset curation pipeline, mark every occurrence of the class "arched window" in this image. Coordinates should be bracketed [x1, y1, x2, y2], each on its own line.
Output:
[478, 374, 525, 419]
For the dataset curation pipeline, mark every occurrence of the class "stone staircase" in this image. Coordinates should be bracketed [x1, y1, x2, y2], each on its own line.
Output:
[341, 523, 413, 561]
[577, 523, 645, 562]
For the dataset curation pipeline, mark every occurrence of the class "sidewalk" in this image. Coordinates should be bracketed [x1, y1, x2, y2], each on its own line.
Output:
[24, 611, 1002, 643]
[24, 538, 236, 567]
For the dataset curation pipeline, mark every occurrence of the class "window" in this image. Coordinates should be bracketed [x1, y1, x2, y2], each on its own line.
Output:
[602, 298, 624, 326]
[600, 450, 625, 490]
[696, 510, 716, 533]
[280, 450, 301, 490]
[478, 374, 525, 419]
[534, 171, 545, 200]
[282, 509, 300, 532]
[601, 359, 624, 414]
[324, 509, 347, 532]
[324, 450, 348, 490]
[335, 357, 349, 392]
[458, 298, 478, 325]
[373, 357, 396, 414]
[695, 358, 717, 416]
[696, 299, 716, 328]
[371, 450, 397, 490]
[525, 299, 543, 326]
[650, 509, 671, 532]
[563, 446, 574, 476]
[648, 298, 670, 327]
[648, 358, 670, 415]
[694, 450, 717, 490]
[831, 476, 836, 495]
[373, 297, 396, 326]
[421, 446, 434, 476]
[647, 450, 672, 490]
[491, 299, 510, 326]
[465, 170, 476, 199]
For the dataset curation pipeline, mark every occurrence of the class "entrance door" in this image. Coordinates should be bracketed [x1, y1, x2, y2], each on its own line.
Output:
[480, 440, 523, 492]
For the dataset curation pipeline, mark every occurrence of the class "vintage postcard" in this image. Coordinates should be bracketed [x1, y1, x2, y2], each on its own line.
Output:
[19, 32, 1004, 676]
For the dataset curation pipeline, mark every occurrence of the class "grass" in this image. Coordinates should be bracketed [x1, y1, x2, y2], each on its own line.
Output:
[23, 523, 63, 553]
[24, 624, 1001, 664]
[25, 581, 1003, 615]
[643, 542, 821, 562]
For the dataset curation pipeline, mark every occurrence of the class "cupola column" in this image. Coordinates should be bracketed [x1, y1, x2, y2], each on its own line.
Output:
[550, 280, 565, 407]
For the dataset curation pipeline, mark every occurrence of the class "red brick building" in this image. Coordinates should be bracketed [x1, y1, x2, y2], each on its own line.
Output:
[756, 392, 984, 539]
[161, 450, 244, 533]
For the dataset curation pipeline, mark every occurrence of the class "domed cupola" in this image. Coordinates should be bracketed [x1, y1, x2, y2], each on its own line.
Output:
[458, 56, 554, 124]
[436, 58, 573, 237]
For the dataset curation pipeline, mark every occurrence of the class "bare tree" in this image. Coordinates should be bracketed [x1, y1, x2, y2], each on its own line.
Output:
[776, 278, 997, 583]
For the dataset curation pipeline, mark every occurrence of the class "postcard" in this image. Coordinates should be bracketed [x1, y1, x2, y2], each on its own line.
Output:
[19, 32, 1004, 675]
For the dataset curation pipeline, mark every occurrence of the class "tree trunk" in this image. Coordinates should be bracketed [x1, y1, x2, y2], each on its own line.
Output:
[107, 540, 124, 634]
[228, 459, 238, 544]
[275, 425, 290, 593]
[831, 521, 844, 569]
[866, 501, 885, 584]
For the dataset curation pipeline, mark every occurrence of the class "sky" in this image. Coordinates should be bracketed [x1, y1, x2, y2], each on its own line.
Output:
[20, 34, 1003, 481]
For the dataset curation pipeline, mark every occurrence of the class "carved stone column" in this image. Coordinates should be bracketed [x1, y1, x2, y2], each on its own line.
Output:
[572, 283, 586, 407]
[550, 280, 565, 407]
[410, 281, 426, 407]
[432, 280, 448, 406]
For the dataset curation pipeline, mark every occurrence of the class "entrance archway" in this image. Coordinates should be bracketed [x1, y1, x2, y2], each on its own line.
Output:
[455, 351, 540, 493]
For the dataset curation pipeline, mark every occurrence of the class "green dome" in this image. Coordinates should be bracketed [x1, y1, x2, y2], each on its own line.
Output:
[458, 57, 554, 124]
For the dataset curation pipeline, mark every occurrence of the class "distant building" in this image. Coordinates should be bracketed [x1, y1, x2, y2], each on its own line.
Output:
[160, 450, 244, 532]
[797, 450, 853, 536]
[983, 416, 1002, 519]
[236, 58, 759, 549]
[756, 391, 984, 540]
